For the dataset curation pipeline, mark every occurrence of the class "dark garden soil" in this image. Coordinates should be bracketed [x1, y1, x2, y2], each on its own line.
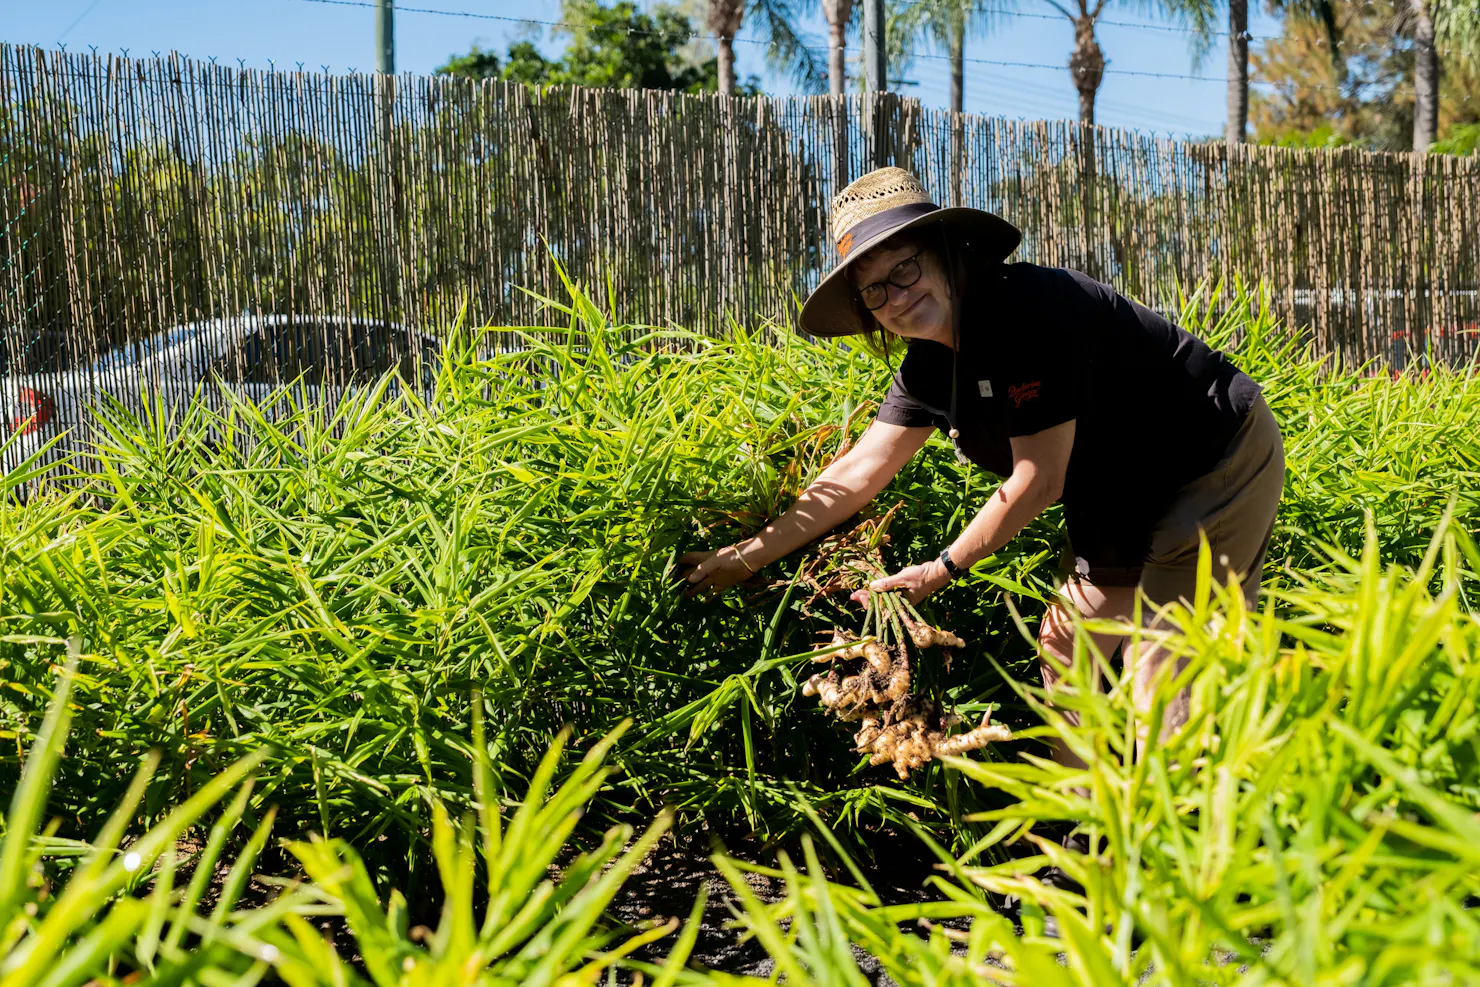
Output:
[608, 829, 1008, 981]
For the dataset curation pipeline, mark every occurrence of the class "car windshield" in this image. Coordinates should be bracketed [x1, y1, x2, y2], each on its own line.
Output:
[92, 325, 216, 372]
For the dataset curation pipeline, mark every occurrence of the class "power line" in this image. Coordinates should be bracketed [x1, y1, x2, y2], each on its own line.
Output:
[296, 0, 1471, 103]
[972, 68, 1218, 131]
[298, 0, 791, 47]
[894, 0, 1268, 40]
[888, 0, 1469, 57]
[294, 0, 1359, 91]
[58, 0, 108, 40]
[933, 50, 1317, 88]
[959, 55, 1224, 82]
[923, 63, 1221, 133]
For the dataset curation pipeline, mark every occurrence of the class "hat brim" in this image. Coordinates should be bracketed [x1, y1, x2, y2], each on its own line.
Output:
[798, 207, 1022, 339]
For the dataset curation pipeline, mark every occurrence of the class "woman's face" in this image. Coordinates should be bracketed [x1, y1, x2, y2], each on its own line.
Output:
[850, 239, 952, 345]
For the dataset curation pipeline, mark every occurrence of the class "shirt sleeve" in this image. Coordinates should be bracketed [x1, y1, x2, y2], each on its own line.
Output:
[875, 373, 946, 430]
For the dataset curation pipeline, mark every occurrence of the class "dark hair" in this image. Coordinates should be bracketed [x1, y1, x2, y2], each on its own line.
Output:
[855, 295, 898, 360]
[849, 224, 954, 361]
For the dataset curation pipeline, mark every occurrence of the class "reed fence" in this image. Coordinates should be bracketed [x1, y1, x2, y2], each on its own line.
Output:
[2, 42, 1477, 404]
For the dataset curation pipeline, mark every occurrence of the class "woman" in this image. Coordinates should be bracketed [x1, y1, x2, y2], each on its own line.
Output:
[680, 167, 1284, 758]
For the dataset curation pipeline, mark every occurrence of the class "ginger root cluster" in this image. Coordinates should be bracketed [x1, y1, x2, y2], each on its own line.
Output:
[782, 507, 1012, 779]
[802, 587, 1011, 779]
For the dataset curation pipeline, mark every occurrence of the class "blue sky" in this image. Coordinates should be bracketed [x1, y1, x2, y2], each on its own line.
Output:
[6, 0, 1287, 137]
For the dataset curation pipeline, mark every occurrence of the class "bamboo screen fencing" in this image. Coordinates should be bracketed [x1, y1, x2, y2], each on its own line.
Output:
[2, 42, 1478, 395]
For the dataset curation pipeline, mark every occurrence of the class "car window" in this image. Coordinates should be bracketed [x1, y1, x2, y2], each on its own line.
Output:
[209, 322, 339, 386]
[307, 323, 364, 385]
[348, 324, 439, 385]
[275, 323, 329, 384]
[207, 321, 434, 388]
[350, 324, 405, 381]
[208, 326, 271, 384]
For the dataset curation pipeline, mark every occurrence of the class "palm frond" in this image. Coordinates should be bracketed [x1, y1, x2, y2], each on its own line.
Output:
[750, 0, 829, 92]
[1276, 0, 1341, 65]
[1142, 0, 1220, 66]
[884, 0, 1016, 76]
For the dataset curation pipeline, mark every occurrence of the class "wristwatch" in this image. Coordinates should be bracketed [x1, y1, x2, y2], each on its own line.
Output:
[938, 547, 966, 580]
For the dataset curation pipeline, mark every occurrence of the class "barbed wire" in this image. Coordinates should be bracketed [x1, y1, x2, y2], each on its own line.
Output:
[886, 0, 1470, 57]
[893, 0, 1277, 40]
[40, 0, 1464, 104]
[906, 57, 1222, 131]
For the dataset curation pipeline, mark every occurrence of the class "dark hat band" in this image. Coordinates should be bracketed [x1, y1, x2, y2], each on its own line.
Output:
[835, 201, 941, 258]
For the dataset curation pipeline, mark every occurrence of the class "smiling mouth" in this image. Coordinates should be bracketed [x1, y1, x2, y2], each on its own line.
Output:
[897, 294, 927, 319]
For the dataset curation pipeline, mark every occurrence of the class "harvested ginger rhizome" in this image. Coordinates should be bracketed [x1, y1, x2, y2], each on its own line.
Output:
[795, 512, 1012, 779]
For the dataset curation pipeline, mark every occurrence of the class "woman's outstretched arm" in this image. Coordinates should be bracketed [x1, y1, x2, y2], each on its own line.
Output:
[866, 419, 1075, 603]
[680, 420, 935, 596]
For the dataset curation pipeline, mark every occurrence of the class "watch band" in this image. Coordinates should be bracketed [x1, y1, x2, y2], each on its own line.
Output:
[938, 548, 965, 580]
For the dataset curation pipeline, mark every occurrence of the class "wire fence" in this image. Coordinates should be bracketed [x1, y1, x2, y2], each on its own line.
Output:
[1, 43, 1477, 472]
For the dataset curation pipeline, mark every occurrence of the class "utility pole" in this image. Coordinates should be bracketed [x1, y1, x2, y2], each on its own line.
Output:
[862, 0, 885, 93]
[376, 0, 395, 74]
[862, 0, 887, 169]
[374, 0, 400, 328]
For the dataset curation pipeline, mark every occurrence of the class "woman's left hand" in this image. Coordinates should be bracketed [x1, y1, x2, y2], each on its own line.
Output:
[849, 559, 951, 606]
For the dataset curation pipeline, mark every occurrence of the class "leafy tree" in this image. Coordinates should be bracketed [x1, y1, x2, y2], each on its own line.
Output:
[1251, 0, 1480, 152]
[1431, 119, 1480, 151]
[436, 44, 503, 80]
[501, 42, 562, 85]
[435, 0, 736, 93]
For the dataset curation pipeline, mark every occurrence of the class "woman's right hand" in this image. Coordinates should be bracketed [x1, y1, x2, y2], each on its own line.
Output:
[675, 424, 931, 600]
[676, 545, 758, 598]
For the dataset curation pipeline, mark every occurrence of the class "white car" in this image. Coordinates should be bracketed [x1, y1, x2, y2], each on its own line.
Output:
[2, 315, 440, 479]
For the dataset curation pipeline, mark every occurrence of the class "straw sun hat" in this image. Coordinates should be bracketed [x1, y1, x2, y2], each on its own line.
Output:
[799, 167, 1022, 338]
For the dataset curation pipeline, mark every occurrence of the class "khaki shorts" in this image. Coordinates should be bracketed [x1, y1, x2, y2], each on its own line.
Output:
[1069, 393, 1286, 607]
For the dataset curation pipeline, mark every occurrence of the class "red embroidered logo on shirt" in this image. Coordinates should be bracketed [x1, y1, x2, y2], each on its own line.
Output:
[1008, 381, 1041, 408]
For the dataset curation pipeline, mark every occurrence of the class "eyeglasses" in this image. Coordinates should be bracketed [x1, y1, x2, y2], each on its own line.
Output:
[857, 254, 923, 311]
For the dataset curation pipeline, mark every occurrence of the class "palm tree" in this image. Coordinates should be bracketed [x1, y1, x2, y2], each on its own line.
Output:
[1413, 0, 1440, 149]
[893, 0, 1011, 114]
[1224, 0, 1336, 144]
[892, 0, 1010, 202]
[1036, 0, 1108, 124]
[708, 0, 746, 93]
[1413, 0, 1480, 151]
[821, 0, 854, 94]
[1225, 0, 1251, 142]
[706, 0, 825, 95]
[1152, 0, 1336, 145]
